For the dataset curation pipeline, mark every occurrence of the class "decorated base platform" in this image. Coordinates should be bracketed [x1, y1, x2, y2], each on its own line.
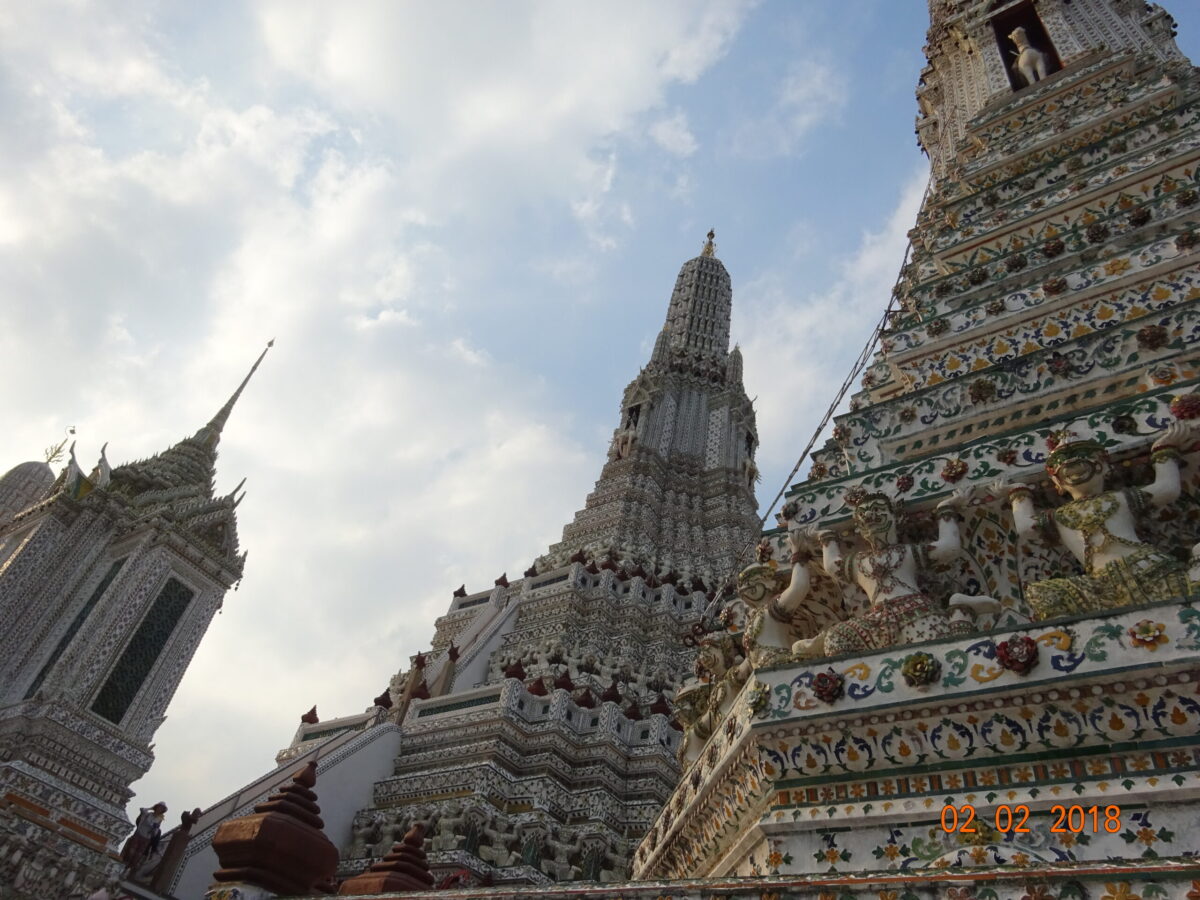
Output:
[632, 597, 1200, 883]
[326, 859, 1200, 899]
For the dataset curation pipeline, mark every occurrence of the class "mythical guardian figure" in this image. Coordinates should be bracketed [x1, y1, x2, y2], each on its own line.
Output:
[999, 424, 1194, 620]
[785, 490, 997, 659]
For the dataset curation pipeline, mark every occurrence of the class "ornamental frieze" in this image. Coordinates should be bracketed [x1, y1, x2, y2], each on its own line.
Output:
[879, 270, 1200, 394]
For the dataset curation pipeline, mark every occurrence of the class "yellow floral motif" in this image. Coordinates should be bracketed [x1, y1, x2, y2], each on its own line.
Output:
[767, 850, 783, 867]
[1137, 827, 1158, 846]
[1101, 884, 1141, 900]
[969, 663, 1005, 683]
[1036, 629, 1073, 651]
[1104, 257, 1132, 276]
[1011, 851, 1031, 865]
[825, 848, 841, 863]
[846, 663, 871, 680]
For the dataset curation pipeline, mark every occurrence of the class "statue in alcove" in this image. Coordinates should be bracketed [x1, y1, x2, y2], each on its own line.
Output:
[1008, 26, 1050, 86]
[999, 424, 1195, 619]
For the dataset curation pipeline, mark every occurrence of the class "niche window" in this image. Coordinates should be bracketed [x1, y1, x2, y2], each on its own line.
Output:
[989, 1, 1062, 91]
[91, 577, 194, 724]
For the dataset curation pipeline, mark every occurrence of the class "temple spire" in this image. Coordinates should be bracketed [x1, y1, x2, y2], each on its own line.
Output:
[195, 340, 274, 449]
[700, 228, 716, 258]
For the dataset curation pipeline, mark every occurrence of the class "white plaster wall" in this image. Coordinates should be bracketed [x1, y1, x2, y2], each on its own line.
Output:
[170, 724, 403, 900]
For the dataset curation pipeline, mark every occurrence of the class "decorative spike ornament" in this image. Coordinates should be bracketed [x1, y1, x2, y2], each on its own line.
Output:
[336, 823, 434, 895]
[209, 761, 338, 897]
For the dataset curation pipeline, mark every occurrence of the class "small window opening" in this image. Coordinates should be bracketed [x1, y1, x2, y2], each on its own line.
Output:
[990, 1, 1062, 91]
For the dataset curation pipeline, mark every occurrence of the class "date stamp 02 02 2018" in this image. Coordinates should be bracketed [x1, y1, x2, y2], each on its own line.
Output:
[940, 804, 1123, 834]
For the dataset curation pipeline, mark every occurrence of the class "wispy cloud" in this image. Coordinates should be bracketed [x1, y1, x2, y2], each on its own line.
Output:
[650, 110, 699, 157]
[729, 58, 848, 158]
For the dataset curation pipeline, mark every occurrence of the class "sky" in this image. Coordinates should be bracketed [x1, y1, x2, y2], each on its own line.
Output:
[3, 1, 1200, 821]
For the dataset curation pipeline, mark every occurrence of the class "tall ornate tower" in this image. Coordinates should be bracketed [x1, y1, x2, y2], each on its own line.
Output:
[0, 346, 268, 897]
[638, 0, 1200, 887]
[210, 234, 759, 891]
[544, 230, 760, 584]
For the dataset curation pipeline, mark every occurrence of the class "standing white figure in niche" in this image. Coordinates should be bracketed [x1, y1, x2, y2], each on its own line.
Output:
[1009, 26, 1050, 86]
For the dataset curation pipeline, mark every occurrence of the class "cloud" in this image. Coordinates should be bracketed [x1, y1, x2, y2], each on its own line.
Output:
[448, 337, 490, 367]
[729, 58, 848, 158]
[255, 1, 755, 214]
[650, 110, 699, 157]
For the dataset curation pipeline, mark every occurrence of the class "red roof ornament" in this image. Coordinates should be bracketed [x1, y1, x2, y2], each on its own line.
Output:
[372, 689, 393, 710]
[601, 678, 622, 704]
[503, 659, 527, 681]
[210, 761, 338, 897]
[447, 643, 460, 662]
[336, 822, 434, 895]
[453, 584, 467, 598]
[527, 677, 549, 696]
[624, 701, 642, 721]
[411, 679, 430, 700]
[413, 652, 427, 669]
[569, 549, 588, 564]
[300, 706, 319, 725]
[523, 564, 538, 578]
[649, 693, 672, 716]
[494, 573, 509, 588]
[553, 670, 575, 692]
[576, 688, 597, 709]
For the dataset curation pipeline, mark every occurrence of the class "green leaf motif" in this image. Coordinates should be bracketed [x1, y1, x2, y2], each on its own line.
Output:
[942, 649, 968, 688]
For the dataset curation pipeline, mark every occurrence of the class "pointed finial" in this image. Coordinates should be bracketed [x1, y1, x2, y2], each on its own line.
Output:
[701, 229, 716, 258]
[93, 442, 111, 489]
[196, 340, 274, 449]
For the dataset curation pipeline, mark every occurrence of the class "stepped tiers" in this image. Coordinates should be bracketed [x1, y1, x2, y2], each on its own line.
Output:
[0, 344, 270, 898]
[161, 239, 759, 898]
[635, 0, 1200, 890]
